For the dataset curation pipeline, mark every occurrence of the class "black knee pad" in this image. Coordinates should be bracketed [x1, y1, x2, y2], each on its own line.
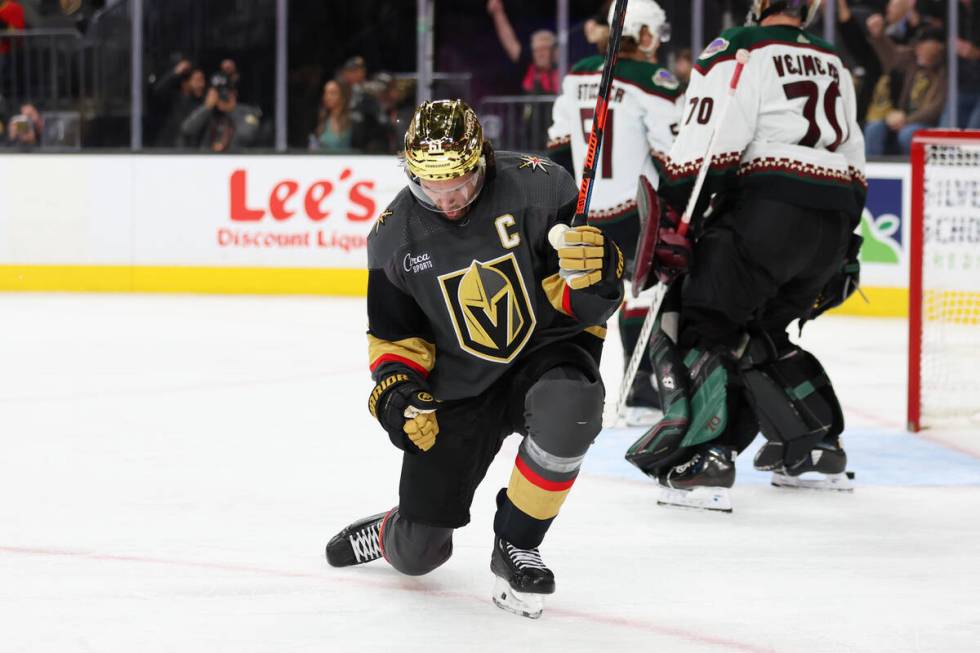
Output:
[381, 509, 454, 577]
[740, 341, 843, 467]
[524, 365, 604, 457]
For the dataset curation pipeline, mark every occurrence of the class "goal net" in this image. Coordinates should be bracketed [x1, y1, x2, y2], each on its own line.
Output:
[907, 130, 980, 431]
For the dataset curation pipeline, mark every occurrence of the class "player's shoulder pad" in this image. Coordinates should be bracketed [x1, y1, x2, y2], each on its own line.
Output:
[613, 59, 682, 99]
[570, 55, 605, 74]
[367, 189, 414, 269]
[696, 26, 840, 75]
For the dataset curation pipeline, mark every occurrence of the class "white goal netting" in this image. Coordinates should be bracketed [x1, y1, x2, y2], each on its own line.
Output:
[917, 138, 980, 426]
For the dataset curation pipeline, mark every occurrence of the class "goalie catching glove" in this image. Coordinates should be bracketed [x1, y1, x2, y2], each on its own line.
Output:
[652, 202, 692, 286]
[368, 372, 440, 453]
[557, 225, 624, 292]
[632, 175, 693, 294]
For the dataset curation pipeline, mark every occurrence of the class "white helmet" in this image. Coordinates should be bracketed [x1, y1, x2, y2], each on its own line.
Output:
[609, 0, 671, 53]
[748, 0, 823, 29]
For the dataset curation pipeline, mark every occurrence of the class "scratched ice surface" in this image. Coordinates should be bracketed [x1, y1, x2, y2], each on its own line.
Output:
[1, 294, 978, 653]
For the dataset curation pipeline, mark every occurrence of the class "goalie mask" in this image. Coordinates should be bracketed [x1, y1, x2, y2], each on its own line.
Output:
[404, 99, 488, 221]
[609, 0, 671, 56]
[747, 0, 822, 28]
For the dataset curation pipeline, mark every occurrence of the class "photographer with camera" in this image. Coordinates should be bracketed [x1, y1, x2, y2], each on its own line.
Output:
[4, 102, 42, 150]
[179, 70, 261, 152]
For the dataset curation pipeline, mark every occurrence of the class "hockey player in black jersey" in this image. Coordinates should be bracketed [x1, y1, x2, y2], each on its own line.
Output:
[325, 100, 624, 618]
[625, 0, 866, 510]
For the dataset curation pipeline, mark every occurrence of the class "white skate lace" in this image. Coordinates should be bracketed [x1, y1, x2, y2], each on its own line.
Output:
[673, 454, 702, 475]
[349, 522, 382, 563]
[505, 542, 548, 571]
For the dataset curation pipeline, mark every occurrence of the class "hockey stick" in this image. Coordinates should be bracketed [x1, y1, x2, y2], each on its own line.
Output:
[571, 0, 630, 226]
[548, 0, 629, 254]
[614, 48, 750, 426]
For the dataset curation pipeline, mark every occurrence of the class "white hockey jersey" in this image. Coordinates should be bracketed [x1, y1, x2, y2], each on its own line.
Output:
[548, 56, 682, 229]
[655, 25, 867, 222]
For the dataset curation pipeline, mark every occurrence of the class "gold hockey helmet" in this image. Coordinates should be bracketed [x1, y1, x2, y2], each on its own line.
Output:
[404, 99, 488, 220]
[404, 99, 484, 181]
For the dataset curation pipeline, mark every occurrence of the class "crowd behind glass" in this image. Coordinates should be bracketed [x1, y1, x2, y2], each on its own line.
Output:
[0, 0, 976, 155]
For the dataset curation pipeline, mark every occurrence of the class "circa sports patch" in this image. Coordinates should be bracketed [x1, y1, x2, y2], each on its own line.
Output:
[700, 37, 730, 59]
[652, 69, 680, 90]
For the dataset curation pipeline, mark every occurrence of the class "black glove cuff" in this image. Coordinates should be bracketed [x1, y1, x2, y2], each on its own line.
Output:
[368, 370, 433, 452]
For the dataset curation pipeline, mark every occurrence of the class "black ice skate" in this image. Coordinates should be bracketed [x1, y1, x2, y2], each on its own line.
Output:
[756, 441, 854, 492]
[490, 537, 555, 619]
[623, 371, 662, 427]
[657, 446, 735, 512]
[325, 512, 387, 567]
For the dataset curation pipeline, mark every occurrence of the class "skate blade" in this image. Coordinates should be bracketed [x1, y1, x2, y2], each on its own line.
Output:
[657, 484, 733, 512]
[623, 406, 663, 427]
[492, 577, 545, 619]
[771, 471, 854, 492]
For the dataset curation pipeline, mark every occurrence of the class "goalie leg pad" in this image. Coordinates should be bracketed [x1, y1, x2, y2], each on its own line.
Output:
[626, 339, 730, 474]
[740, 339, 844, 470]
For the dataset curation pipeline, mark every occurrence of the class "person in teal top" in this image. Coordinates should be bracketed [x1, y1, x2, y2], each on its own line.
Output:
[314, 79, 354, 151]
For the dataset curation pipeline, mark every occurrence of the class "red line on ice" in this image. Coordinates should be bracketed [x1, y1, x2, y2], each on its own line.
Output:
[0, 544, 776, 653]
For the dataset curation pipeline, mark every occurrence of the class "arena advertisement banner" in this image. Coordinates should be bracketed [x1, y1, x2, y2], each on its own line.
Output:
[0, 155, 911, 312]
[0, 154, 404, 294]
[860, 162, 910, 287]
[835, 161, 912, 316]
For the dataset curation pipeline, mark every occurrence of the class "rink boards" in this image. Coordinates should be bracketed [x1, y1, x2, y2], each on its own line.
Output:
[0, 154, 911, 316]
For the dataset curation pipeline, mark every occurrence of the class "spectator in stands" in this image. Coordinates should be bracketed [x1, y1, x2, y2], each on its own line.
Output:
[836, 0, 883, 126]
[943, 0, 980, 129]
[487, 0, 559, 149]
[4, 102, 42, 149]
[864, 16, 947, 156]
[368, 72, 414, 153]
[487, 0, 559, 96]
[180, 72, 261, 152]
[311, 78, 368, 152]
[882, 0, 926, 45]
[336, 55, 386, 151]
[338, 56, 376, 120]
[220, 58, 240, 90]
[0, 0, 26, 62]
[151, 58, 206, 147]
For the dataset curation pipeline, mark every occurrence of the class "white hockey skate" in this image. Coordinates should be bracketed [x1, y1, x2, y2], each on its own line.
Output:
[490, 538, 554, 619]
[492, 576, 547, 619]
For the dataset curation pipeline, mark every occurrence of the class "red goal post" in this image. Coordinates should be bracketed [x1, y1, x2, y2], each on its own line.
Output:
[907, 129, 980, 432]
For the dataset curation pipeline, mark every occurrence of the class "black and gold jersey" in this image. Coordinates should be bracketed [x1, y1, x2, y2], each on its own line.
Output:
[366, 151, 623, 401]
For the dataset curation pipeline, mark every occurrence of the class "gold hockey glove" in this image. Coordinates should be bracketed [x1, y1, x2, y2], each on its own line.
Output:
[558, 225, 624, 291]
[369, 372, 440, 453]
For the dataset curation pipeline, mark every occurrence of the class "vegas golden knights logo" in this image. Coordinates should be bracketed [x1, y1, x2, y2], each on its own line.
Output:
[438, 253, 536, 363]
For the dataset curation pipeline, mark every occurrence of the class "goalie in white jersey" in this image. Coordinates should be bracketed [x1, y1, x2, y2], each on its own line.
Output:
[625, 0, 867, 510]
[547, 0, 682, 424]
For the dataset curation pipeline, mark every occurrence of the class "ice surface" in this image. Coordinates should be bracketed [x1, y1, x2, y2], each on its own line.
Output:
[1, 294, 978, 653]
